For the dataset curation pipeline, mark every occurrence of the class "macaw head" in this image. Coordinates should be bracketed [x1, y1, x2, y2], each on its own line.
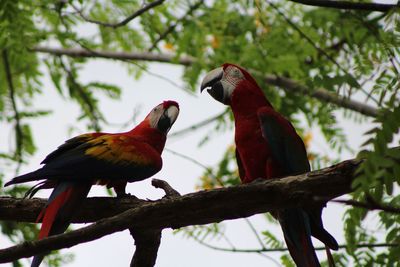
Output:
[200, 63, 260, 105]
[146, 100, 180, 134]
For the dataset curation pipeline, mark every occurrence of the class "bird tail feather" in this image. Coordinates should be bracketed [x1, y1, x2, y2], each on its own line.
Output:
[279, 208, 320, 267]
[31, 182, 91, 267]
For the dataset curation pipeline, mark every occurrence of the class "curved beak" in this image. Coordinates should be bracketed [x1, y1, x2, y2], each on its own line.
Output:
[200, 67, 228, 104]
[157, 105, 179, 133]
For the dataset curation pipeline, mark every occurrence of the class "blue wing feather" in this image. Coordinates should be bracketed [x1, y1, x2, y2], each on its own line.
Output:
[257, 107, 310, 175]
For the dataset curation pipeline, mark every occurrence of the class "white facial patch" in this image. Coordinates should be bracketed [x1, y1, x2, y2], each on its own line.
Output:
[148, 104, 164, 128]
[221, 66, 245, 99]
[166, 106, 179, 126]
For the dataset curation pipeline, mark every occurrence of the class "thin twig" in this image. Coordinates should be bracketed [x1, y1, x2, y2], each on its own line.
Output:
[2, 49, 23, 174]
[164, 148, 227, 187]
[186, 229, 281, 267]
[148, 0, 204, 51]
[71, 0, 165, 28]
[169, 110, 228, 138]
[59, 59, 102, 131]
[331, 199, 400, 214]
[130, 62, 197, 97]
[287, 0, 399, 12]
[244, 218, 267, 249]
[165, 148, 211, 171]
[189, 237, 399, 253]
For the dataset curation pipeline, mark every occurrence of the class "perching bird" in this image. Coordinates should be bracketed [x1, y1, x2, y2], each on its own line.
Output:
[5, 100, 179, 267]
[201, 63, 338, 267]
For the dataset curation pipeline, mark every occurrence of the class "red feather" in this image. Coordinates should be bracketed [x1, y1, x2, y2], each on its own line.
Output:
[38, 187, 73, 240]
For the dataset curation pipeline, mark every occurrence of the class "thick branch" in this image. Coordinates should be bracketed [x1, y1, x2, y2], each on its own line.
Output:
[129, 228, 162, 267]
[32, 46, 378, 117]
[288, 0, 399, 12]
[0, 159, 360, 262]
[71, 0, 165, 28]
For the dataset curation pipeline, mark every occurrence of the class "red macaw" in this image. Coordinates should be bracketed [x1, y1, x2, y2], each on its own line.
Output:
[201, 64, 338, 267]
[5, 100, 179, 267]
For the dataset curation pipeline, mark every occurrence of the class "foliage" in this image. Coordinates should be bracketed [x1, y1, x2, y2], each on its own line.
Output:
[0, 0, 399, 266]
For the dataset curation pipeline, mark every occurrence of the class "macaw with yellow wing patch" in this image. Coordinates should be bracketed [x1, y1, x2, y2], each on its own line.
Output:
[201, 63, 338, 267]
[5, 100, 179, 267]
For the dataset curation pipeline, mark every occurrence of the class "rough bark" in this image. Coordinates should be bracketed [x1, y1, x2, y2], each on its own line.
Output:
[129, 228, 162, 267]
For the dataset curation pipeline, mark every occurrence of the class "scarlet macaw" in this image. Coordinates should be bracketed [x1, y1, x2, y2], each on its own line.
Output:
[5, 100, 179, 267]
[201, 64, 338, 267]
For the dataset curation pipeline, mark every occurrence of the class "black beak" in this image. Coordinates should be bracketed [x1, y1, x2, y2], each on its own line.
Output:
[157, 105, 179, 134]
[200, 67, 226, 104]
[157, 112, 171, 133]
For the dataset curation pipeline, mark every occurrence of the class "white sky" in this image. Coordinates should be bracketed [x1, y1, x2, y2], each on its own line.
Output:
[1, 58, 376, 267]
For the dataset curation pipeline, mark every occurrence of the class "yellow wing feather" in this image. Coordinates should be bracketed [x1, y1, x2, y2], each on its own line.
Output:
[84, 135, 154, 165]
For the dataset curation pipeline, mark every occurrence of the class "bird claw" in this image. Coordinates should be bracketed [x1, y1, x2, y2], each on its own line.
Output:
[252, 178, 266, 184]
[116, 192, 139, 201]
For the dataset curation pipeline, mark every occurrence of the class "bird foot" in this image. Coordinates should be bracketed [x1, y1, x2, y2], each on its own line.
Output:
[116, 192, 139, 201]
[252, 177, 266, 184]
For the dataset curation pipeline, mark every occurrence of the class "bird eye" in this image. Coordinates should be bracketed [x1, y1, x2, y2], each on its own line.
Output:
[231, 68, 241, 77]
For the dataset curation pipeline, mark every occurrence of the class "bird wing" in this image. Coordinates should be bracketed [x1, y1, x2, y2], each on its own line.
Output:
[258, 106, 338, 252]
[257, 106, 310, 176]
[7, 133, 162, 185]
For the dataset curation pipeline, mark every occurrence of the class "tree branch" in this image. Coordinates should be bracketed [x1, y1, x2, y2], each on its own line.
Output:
[331, 198, 400, 214]
[169, 110, 228, 138]
[0, 158, 361, 262]
[129, 228, 162, 267]
[2, 49, 24, 172]
[151, 178, 181, 198]
[190, 233, 399, 253]
[71, 0, 165, 28]
[287, 0, 399, 12]
[33, 46, 195, 66]
[127, 179, 176, 267]
[59, 58, 102, 131]
[32, 46, 379, 118]
[263, 74, 378, 117]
